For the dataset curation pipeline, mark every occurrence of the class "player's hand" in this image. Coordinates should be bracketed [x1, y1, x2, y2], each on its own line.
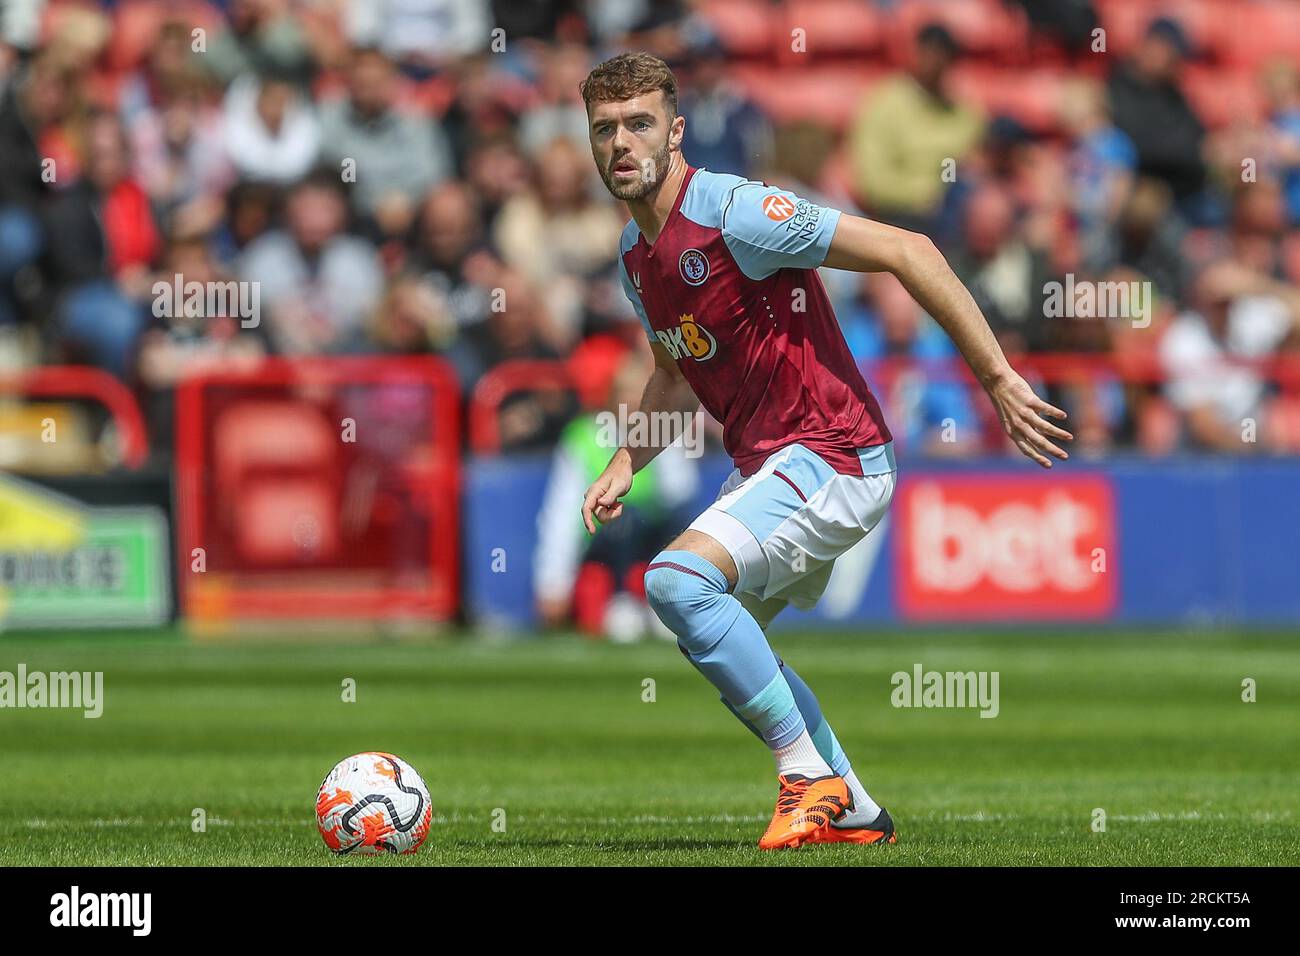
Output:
[985, 370, 1073, 468]
[581, 450, 634, 533]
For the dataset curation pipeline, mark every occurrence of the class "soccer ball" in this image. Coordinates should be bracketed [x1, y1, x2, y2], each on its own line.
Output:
[316, 752, 433, 855]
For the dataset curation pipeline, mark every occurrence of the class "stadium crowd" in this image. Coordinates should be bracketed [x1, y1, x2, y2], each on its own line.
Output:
[1, 0, 1299, 464]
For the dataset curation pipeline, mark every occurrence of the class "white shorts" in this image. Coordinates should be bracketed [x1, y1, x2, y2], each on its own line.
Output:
[688, 441, 897, 627]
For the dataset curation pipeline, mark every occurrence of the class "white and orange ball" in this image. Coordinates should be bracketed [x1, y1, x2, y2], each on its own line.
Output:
[316, 752, 433, 855]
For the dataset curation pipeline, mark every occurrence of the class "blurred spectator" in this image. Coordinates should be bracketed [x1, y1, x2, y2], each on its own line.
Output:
[44, 110, 157, 376]
[1160, 261, 1300, 451]
[413, 181, 496, 330]
[205, 0, 314, 86]
[850, 23, 984, 229]
[212, 179, 279, 264]
[1106, 266, 1181, 455]
[1107, 18, 1208, 213]
[236, 168, 382, 353]
[1059, 78, 1137, 270]
[462, 133, 532, 222]
[366, 274, 455, 354]
[678, 32, 771, 180]
[1212, 62, 1300, 233]
[949, 182, 1055, 353]
[39, 4, 110, 77]
[1042, 265, 1135, 457]
[345, 0, 490, 73]
[445, 267, 574, 451]
[491, 0, 585, 43]
[0, 0, 1293, 468]
[1, 3, 40, 52]
[1011, 0, 1099, 55]
[0, 52, 64, 326]
[841, 273, 979, 457]
[494, 136, 623, 345]
[130, 71, 234, 239]
[1225, 179, 1291, 280]
[222, 73, 320, 184]
[1260, 62, 1300, 226]
[518, 41, 592, 158]
[117, 18, 203, 132]
[440, 54, 525, 173]
[136, 235, 267, 445]
[319, 47, 453, 239]
[533, 347, 697, 639]
[1113, 177, 1187, 302]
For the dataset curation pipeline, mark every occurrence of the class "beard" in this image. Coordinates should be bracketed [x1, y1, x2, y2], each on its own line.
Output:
[599, 140, 672, 201]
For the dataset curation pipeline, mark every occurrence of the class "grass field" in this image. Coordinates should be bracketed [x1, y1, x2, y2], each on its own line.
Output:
[1, 629, 1297, 866]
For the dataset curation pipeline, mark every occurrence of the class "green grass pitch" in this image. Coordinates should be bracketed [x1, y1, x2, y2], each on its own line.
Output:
[1, 629, 1297, 866]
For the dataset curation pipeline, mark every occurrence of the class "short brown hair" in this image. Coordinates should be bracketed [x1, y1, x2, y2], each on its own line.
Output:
[580, 52, 678, 118]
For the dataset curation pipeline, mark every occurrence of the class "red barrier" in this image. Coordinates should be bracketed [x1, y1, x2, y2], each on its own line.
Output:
[175, 355, 461, 623]
[468, 353, 1300, 454]
[0, 364, 150, 469]
[469, 359, 576, 455]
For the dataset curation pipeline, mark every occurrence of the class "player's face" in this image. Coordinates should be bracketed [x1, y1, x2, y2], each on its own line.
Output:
[587, 92, 679, 201]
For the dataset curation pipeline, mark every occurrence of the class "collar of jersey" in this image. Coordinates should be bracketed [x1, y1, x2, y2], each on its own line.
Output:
[644, 164, 699, 256]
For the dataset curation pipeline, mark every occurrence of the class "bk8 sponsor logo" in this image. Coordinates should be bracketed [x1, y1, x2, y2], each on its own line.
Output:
[655, 313, 717, 361]
[894, 475, 1116, 620]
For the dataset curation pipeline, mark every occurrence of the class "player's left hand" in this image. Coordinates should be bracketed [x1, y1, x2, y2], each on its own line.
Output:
[985, 371, 1073, 468]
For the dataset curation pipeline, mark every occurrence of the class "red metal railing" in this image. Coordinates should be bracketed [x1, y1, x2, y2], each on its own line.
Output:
[467, 353, 1300, 454]
[0, 364, 150, 468]
[469, 359, 576, 454]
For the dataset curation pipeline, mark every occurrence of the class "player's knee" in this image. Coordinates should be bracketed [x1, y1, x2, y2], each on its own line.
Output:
[642, 559, 702, 620]
[644, 550, 728, 649]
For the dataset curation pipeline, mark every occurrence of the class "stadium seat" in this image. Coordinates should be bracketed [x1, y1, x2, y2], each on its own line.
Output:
[697, 0, 777, 58]
[777, 0, 885, 64]
[889, 0, 1030, 66]
[1092, 0, 1299, 65]
[211, 401, 343, 564]
[731, 64, 887, 129]
[1183, 65, 1265, 128]
[1221, 2, 1300, 67]
[235, 478, 341, 563]
[105, 0, 223, 72]
[212, 400, 337, 493]
[949, 65, 1068, 133]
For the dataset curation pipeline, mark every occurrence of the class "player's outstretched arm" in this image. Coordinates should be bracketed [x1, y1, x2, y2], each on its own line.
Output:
[581, 342, 698, 533]
[823, 214, 1073, 468]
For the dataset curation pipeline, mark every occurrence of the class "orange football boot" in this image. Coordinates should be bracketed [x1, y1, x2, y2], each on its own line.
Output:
[807, 806, 897, 845]
[757, 773, 851, 850]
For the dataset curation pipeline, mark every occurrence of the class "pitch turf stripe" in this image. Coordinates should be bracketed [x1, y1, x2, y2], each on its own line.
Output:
[772, 470, 806, 502]
[23, 809, 1285, 832]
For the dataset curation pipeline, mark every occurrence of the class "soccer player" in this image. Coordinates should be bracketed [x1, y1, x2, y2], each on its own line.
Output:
[579, 53, 1072, 849]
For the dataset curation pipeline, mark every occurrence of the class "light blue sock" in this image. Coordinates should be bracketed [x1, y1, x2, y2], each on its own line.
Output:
[720, 656, 852, 777]
[644, 551, 805, 749]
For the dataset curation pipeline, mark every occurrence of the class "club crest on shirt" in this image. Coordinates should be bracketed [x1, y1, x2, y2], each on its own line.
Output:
[678, 248, 710, 286]
[655, 313, 717, 362]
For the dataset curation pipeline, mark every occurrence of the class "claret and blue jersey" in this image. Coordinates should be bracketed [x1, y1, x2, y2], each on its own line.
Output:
[619, 166, 892, 478]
